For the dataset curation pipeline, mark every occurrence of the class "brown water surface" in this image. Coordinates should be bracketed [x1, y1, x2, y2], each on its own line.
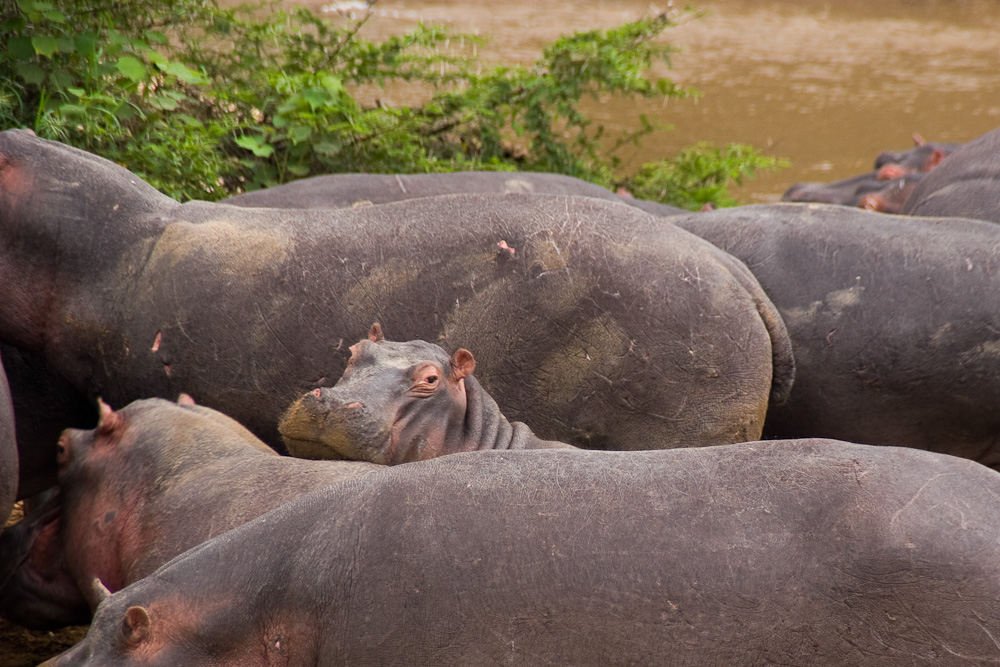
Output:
[297, 0, 1000, 202]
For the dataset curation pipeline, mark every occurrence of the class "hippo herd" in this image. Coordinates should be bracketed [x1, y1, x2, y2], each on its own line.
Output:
[1, 125, 1000, 665]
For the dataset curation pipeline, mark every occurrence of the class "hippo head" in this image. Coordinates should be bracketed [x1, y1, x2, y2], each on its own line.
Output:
[279, 323, 476, 465]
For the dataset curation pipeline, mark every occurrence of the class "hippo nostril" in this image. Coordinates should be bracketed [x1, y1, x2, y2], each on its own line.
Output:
[345, 402, 363, 410]
[312, 389, 323, 397]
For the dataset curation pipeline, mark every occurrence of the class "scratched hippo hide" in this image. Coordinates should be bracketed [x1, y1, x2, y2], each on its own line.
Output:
[901, 127, 1000, 223]
[222, 171, 687, 216]
[0, 130, 794, 474]
[0, 357, 16, 518]
[0, 396, 380, 630]
[673, 203, 1000, 466]
[43, 441, 1000, 666]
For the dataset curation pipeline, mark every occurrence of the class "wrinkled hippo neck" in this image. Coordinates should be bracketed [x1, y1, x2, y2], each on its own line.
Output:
[461, 376, 560, 451]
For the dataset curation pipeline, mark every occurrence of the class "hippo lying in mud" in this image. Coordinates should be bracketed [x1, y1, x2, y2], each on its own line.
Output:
[672, 203, 1000, 466]
[0, 396, 379, 630]
[42, 441, 1000, 666]
[280, 324, 573, 462]
[223, 170, 687, 216]
[902, 127, 1000, 223]
[0, 129, 794, 494]
[0, 358, 15, 518]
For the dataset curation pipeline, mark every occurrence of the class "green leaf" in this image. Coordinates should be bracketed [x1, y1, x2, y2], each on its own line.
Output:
[149, 94, 180, 111]
[57, 104, 87, 119]
[288, 125, 312, 143]
[15, 62, 45, 85]
[43, 10, 66, 23]
[236, 134, 274, 157]
[165, 61, 206, 85]
[302, 87, 330, 111]
[48, 69, 73, 89]
[8, 36, 34, 61]
[73, 34, 97, 59]
[313, 140, 342, 156]
[67, 87, 85, 96]
[146, 31, 169, 44]
[31, 35, 59, 58]
[116, 56, 147, 82]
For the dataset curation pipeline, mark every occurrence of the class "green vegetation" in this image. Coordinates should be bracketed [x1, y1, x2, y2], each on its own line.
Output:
[0, 0, 784, 208]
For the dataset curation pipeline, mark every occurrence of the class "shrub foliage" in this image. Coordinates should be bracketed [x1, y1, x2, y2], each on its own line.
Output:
[0, 0, 783, 207]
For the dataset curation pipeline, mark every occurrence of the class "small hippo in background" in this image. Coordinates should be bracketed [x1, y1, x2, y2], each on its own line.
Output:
[782, 171, 923, 213]
[40, 441, 1000, 666]
[873, 133, 960, 179]
[902, 127, 1000, 224]
[0, 396, 380, 630]
[858, 173, 924, 214]
[279, 324, 574, 463]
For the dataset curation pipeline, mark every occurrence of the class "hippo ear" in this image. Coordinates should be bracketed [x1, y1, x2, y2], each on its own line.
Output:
[912, 132, 926, 146]
[177, 393, 196, 406]
[121, 606, 152, 648]
[91, 577, 112, 604]
[925, 148, 946, 171]
[96, 398, 121, 437]
[450, 349, 476, 381]
[368, 323, 385, 343]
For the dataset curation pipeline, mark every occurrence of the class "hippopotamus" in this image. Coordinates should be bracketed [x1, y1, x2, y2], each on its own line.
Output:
[782, 171, 885, 206]
[782, 171, 923, 213]
[0, 396, 379, 630]
[0, 129, 794, 488]
[41, 441, 1000, 666]
[222, 170, 687, 216]
[901, 127, 1000, 223]
[857, 173, 924, 214]
[873, 133, 960, 180]
[280, 324, 574, 462]
[672, 203, 1000, 465]
[0, 357, 16, 518]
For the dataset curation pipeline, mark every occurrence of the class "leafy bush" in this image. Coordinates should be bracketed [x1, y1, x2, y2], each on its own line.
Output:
[0, 0, 783, 207]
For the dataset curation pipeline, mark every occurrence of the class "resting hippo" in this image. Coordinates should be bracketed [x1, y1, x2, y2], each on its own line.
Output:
[280, 324, 573, 462]
[873, 134, 960, 180]
[0, 357, 16, 518]
[0, 129, 794, 486]
[858, 173, 924, 214]
[782, 171, 923, 213]
[901, 127, 1000, 223]
[222, 170, 687, 216]
[674, 203, 1000, 465]
[0, 396, 379, 630]
[42, 441, 1000, 666]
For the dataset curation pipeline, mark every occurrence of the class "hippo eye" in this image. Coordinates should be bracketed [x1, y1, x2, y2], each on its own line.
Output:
[426, 375, 438, 385]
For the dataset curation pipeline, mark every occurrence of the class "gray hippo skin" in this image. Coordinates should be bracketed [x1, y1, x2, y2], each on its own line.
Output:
[901, 127, 1000, 223]
[0, 357, 16, 518]
[222, 170, 687, 216]
[0, 396, 379, 630]
[674, 203, 1000, 465]
[280, 323, 574, 462]
[0, 129, 794, 470]
[42, 441, 1000, 666]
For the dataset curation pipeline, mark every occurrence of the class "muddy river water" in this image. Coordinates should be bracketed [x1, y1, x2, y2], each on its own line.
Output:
[297, 0, 1000, 202]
